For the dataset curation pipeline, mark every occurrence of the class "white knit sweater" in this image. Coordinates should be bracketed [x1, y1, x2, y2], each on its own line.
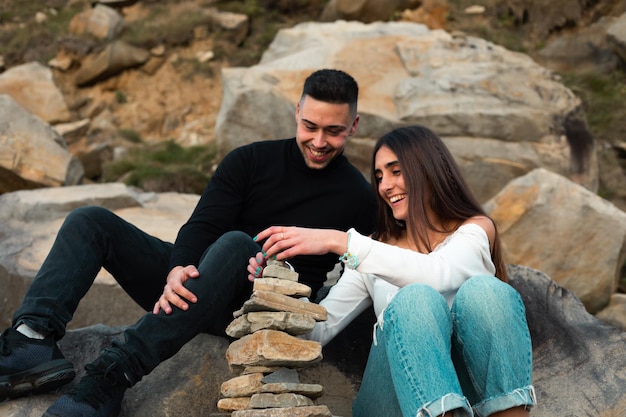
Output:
[307, 223, 496, 346]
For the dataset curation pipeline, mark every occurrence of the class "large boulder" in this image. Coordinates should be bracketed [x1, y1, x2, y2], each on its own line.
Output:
[69, 4, 125, 41]
[74, 40, 151, 86]
[320, 0, 421, 22]
[0, 62, 71, 124]
[1, 266, 624, 417]
[485, 168, 626, 314]
[216, 20, 595, 203]
[0, 95, 83, 193]
[0, 183, 199, 330]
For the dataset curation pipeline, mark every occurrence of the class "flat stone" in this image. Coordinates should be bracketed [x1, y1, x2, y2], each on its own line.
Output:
[254, 278, 312, 298]
[233, 291, 327, 321]
[261, 368, 300, 384]
[232, 405, 333, 417]
[243, 365, 281, 374]
[217, 397, 251, 412]
[261, 382, 324, 398]
[226, 312, 316, 338]
[249, 392, 314, 408]
[221, 373, 264, 398]
[225, 330, 322, 370]
[262, 264, 299, 281]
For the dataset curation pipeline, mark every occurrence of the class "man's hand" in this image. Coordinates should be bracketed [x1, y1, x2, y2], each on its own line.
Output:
[153, 265, 200, 314]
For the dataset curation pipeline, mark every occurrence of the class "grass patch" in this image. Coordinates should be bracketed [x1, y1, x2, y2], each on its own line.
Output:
[0, 1, 85, 66]
[102, 140, 217, 194]
[560, 70, 626, 143]
[118, 128, 142, 143]
[120, 5, 215, 48]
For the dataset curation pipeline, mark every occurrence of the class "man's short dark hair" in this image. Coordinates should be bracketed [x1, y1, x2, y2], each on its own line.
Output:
[300, 69, 359, 118]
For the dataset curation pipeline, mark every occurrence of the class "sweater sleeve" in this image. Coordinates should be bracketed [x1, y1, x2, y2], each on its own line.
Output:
[168, 146, 251, 269]
[304, 268, 373, 347]
[346, 223, 495, 293]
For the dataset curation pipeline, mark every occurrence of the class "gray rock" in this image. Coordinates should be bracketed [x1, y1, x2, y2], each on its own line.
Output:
[75, 40, 150, 86]
[607, 12, 626, 64]
[2, 266, 625, 416]
[216, 21, 596, 201]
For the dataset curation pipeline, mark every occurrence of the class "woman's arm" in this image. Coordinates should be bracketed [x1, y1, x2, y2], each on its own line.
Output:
[347, 224, 495, 293]
[304, 268, 373, 346]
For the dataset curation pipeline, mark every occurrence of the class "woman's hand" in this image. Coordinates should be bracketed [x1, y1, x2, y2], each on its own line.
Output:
[153, 265, 199, 314]
[247, 252, 267, 282]
[253, 226, 348, 261]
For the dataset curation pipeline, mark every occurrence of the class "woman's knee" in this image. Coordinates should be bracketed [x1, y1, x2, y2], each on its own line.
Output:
[386, 284, 449, 322]
[454, 276, 525, 324]
[457, 276, 520, 305]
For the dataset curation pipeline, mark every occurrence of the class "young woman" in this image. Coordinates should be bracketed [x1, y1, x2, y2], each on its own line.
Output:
[249, 125, 536, 417]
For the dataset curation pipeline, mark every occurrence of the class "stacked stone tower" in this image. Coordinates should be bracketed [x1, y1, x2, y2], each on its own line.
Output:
[215, 260, 335, 417]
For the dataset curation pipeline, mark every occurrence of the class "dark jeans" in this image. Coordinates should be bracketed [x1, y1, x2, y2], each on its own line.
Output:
[13, 206, 257, 384]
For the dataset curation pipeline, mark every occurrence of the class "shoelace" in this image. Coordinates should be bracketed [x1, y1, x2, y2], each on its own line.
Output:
[68, 362, 122, 409]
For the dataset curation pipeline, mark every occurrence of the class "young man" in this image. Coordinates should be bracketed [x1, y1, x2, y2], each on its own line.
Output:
[0, 69, 376, 417]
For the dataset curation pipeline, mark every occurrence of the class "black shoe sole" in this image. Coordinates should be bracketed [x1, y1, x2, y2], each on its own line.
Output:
[0, 359, 76, 401]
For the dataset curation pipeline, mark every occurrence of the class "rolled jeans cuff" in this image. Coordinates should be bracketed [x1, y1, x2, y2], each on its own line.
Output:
[417, 393, 472, 417]
[473, 385, 536, 417]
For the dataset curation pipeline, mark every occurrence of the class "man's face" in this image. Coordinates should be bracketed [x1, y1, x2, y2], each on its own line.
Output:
[295, 95, 359, 170]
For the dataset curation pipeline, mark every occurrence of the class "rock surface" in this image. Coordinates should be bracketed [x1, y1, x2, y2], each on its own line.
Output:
[485, 168, 626, 314]
[216, 20, 596, 203]
[0, 95, 83, 193]
[1, 266, 625, 417]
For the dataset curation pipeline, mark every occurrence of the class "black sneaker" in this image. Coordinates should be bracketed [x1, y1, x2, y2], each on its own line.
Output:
[0, 327, 75, 401]
[44, 353, 129, 417]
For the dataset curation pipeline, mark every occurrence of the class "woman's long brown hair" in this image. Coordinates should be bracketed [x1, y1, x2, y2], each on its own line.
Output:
[370, 125, 508, 282]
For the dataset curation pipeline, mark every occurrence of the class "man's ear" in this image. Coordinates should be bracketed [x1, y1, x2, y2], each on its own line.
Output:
[349, 114, 360, 136]
[295, 101, 301, 124]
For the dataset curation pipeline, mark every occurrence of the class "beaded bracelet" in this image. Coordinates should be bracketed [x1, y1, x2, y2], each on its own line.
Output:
[339, 252, 359, 269]
[338, 230, 359, 269]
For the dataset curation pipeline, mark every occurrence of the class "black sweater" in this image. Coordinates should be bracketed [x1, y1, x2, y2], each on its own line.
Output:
[169, 138, 376, 293]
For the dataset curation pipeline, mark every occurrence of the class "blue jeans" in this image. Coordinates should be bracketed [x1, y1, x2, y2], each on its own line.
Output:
[13, 206, 257, 384]
[353, 276, 535, 417]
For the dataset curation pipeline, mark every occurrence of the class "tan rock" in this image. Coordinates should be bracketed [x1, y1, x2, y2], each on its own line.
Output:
[262, 264, 299, 281]
[226, 312, 316, 338]
[0, 95, 82, 192]
[232, 405, 332, 417]
[74, 40, 150, 86]
[220, 373, 264, 398]
[243, 365, 281, 374]
[249, 392, 314, 408]
[217, 397, 251, 412]
[225, 330, 322, 370]
[0, 62, 71, 123]
[596, 293, 626, 331]
[233, 291, 327, 321]
[253, 278, 311, 298]
[69, 4, 125, 40]
[485, 168, 626, 313]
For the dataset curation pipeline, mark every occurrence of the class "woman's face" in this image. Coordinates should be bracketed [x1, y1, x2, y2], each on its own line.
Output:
[374, 145, 408, 222]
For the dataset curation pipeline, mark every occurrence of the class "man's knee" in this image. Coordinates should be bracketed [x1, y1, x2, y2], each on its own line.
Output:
[198, 231, 259, 266]
[65, 205, 115, 225]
